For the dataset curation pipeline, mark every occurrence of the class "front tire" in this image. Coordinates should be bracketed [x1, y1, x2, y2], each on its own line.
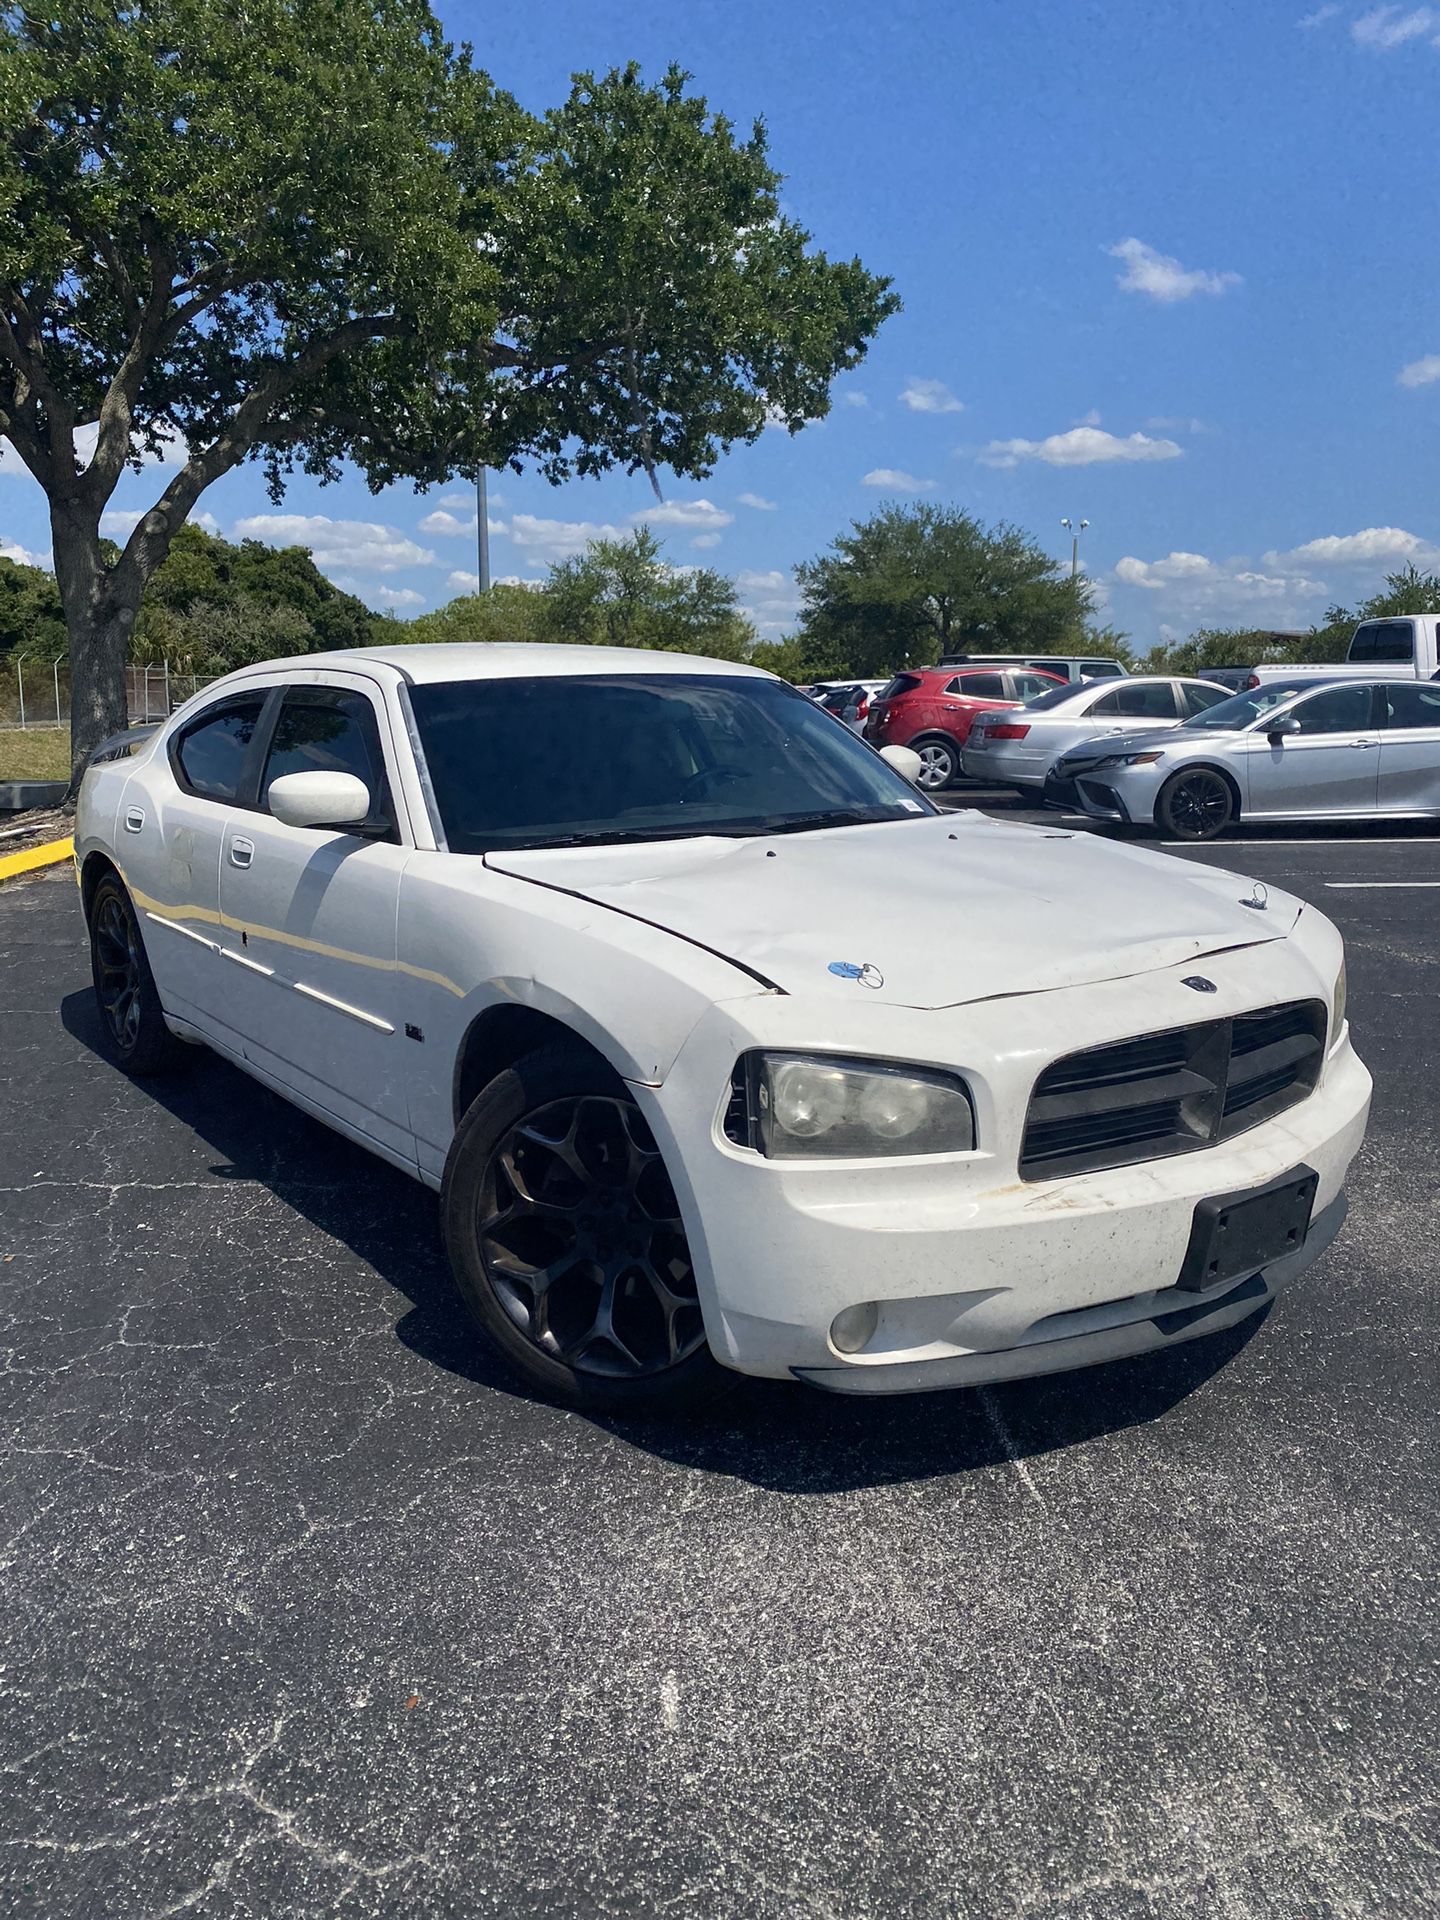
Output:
[87, 873, 190, 1075]
[1156, 767, 1236, 842]
[442, 1043, 724, 1412]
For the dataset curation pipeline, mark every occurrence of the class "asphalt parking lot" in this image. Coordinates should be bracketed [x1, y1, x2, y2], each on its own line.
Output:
[2, 816, 1437, 1919]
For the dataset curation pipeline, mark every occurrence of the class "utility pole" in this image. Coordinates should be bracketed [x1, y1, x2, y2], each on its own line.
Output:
[476, 469, 491, 594]
[1060, 517, 1089, 579]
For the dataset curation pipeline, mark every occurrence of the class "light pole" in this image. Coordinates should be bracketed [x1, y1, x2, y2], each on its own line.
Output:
[1061, 517, 1089, 579]
[475, 469, 491, 594]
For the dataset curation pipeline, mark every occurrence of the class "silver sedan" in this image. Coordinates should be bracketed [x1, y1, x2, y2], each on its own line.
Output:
[962, 675, 1232, 793]
[1054, 676, 1440, 841]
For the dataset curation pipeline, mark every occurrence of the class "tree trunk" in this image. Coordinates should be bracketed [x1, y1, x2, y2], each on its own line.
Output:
[51, 502, 139, 797]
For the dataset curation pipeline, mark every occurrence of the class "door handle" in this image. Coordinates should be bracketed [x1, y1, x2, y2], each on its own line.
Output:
[123, 806, 145, 833]
[229, 836, 255, 868]
[1350, 739, 1377, 750]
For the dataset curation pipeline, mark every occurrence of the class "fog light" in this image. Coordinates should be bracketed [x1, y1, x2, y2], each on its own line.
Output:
[830, 1301, 879, 1354]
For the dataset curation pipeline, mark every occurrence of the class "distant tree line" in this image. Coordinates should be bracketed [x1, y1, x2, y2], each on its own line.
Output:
[1135, 566, 1440, 676]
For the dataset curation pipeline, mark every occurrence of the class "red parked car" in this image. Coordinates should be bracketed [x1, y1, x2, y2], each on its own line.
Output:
[864, 665, 1065, 790]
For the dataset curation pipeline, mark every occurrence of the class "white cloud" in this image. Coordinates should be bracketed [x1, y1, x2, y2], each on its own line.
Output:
[1298, 4, 1340, 25]
[1398, 353, 1440, 388]
[979, 426, 1183, 469]
[418, 506, 505, 537]
[1264, 525, 1440, 569]
[1112, 549, 1328, 624]
[1107, 238, 1241, 303]
[900, 378, 964, 415]
[690, 532, 722, 550]
[862, 467, 936, 491]
[447, 570, 480, 593]
[738, 491, 777, 511]
[1073, 408, 1103, 428]
[3, 420, 188, 481]
[736, 567, 804, 636]
[1352, 5, 1437, 48]
[1145, 414, 1211, 434]
[368, 585, 425, 610]
[232, 513, 436, 572]
[506, 513, 627, 562]
[1, 535, 48, 568]
[100, 508, 145, 536]
[642, 497, 733, 531]
[840, 391, 871, 409]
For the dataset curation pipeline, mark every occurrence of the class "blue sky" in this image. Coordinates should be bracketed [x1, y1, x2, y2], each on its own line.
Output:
[4, 0, 1440, 650]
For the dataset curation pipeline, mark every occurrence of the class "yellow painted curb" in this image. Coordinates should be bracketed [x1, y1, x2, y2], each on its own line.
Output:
[0, 834, 75, 882]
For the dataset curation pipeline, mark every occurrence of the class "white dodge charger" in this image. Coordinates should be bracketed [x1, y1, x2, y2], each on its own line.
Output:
[74, 644, 1371, 1410]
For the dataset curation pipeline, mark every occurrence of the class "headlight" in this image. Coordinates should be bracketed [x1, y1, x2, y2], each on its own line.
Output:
[726, 1053, 976, 1159]
[1086, 750, 1164, 771]
[1332, 955, 1347, 1041]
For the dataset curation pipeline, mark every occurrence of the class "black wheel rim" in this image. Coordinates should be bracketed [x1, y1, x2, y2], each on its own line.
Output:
[477, 1095, 704, 1379]
[1169, 773, 1229, 837]
[94, 894, 143, 1050]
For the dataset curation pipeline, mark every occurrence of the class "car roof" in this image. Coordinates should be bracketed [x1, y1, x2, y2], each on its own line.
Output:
[226, 643, 773, 686]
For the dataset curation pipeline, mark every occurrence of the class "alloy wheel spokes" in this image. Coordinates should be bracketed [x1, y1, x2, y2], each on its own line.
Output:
[95, 897, 141, 1044]
[477, 1094, 703, 1379]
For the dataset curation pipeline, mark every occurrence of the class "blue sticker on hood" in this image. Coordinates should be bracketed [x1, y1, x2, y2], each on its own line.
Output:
[828, 961, 884, 989]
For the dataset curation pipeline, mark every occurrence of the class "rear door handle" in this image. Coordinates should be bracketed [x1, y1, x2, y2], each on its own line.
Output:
[1350, 739, 1378, 750]
[229, 836, 255, 868]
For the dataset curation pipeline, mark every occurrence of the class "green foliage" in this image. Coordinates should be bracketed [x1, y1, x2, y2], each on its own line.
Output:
[394, 581, 546, 647]
[1133, 625, 1282, 675]
[795, 504, 1101, 679]
[0, 551, 65, 656]
[538, 528, 753, 659]
[1306, 564, 1440, 661]
[132, 523, 377, 669]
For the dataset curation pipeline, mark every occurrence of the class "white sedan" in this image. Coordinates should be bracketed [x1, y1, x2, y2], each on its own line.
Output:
[962, 675, 1233, 794]
[75, 644, 1370, 1410]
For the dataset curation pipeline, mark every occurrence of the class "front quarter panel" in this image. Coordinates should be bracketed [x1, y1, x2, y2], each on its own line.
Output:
[396, 853, 772, 1179]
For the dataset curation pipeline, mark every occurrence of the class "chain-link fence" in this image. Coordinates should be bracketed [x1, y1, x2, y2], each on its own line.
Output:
[1, 656, 219, 730]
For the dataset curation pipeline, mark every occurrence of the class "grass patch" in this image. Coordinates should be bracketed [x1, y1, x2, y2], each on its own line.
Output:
[0, 729, 70, 782]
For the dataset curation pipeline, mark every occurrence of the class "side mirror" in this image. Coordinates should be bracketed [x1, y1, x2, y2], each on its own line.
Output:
[1266, 715, 1302, 742]
[267, 770, 372, 831]
[880, 744, 924, 783]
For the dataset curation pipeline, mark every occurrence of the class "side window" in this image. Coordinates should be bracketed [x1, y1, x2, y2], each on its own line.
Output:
[1183, 683, 1234, 716]
[1384, 682, 1440, 728]
[1010, 672, 1056, 700]
[1087, 689, 1126, 717]
[1349, 621, 1415, 664]
[172, 696, 268, 803]
[1112, 682, 1180, 719]
[1081, 660, 1124, 679]
[261, 688, 394, 833]
[952, 672, 1006, 700]
[1289, 685, 1377, 735]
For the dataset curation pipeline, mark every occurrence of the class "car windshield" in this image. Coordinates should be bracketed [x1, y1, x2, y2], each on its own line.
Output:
[1176, 680, 1340, 731]
[409, 673, 935, 853]
[1022, 680, 1094, 711]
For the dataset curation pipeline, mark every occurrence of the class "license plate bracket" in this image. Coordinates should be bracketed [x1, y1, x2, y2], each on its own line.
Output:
[1176, 1165, 1318, 1294]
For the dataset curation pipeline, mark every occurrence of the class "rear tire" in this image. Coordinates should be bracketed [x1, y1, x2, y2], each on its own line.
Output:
[87, 873, 190, 1075]
[912, 737, 960, 791]
[1156, 767, 1235, 842]
[442, 1042, 726, 1413]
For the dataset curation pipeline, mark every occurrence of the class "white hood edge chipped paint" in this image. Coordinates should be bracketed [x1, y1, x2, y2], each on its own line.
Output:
[485, 814, 1296, 1012]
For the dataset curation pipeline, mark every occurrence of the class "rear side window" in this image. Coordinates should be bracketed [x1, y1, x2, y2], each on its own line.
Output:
[950, 672, 1006, 699]
[1349, 621, 1415, 664]
[1010, 671, 1060, 701]
[879, 674, 923, 699]
[262, 688, 393, 832]
[1080, 659, 1125, 678]
[1383, 682, 1440, 728]
[1182, 683, 1234, 716]
[1100, 682, 1180, 719]
[172, 696, 267, 803]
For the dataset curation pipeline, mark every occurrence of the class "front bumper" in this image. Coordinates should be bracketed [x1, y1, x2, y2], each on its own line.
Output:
[636, 943, 1369, 1394]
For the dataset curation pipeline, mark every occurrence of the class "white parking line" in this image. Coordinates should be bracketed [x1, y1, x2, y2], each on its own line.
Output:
[1161, 838, 1440, 850]
[1324, 881, 1440, 890]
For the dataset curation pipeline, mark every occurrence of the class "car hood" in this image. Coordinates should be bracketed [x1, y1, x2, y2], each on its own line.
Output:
[1059, 727, 1243, 766]
[485, 814, 1297, 1010]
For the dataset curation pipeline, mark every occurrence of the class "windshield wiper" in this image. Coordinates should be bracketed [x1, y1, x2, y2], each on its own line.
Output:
[517, 826, 713, 850]
[746, 809, 896, 836]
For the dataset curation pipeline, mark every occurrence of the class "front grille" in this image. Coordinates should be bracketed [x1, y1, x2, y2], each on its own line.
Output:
[1020, 999, 1326, 1180]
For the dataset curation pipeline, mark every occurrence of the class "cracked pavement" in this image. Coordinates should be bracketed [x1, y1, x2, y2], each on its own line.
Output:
[1, 843, 1437, 1918]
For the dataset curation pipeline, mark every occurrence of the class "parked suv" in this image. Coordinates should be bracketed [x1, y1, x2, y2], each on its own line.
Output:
[937, 652, 1128, 684]
[865, 665, 1064, 788]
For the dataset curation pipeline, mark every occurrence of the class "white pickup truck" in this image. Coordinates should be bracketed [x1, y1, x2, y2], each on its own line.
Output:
[1249, 614, 1440, 686]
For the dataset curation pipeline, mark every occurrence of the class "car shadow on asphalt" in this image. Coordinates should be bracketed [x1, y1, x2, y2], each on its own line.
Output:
[61, 990, 1263, 1495]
